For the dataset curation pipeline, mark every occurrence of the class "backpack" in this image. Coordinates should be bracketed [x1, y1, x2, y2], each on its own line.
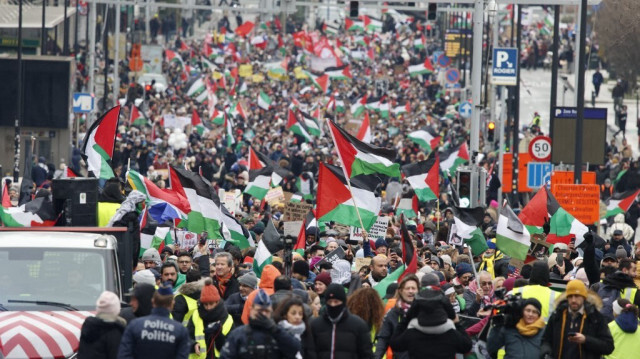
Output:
[597, 284, 621, 323]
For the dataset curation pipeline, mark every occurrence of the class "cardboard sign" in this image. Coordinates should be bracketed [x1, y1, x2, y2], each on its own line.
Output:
[283, 201, 313, 221]
[551, 171, 596, 188]
[283, 221, 303, 238]
[349, 216, 389, 242]
[551, 184, 600, 225]
[265, 186, 285, 205]
[238, 64, 253, 77]
[313, 247, 346, 270]
[354, 257, 372, 272]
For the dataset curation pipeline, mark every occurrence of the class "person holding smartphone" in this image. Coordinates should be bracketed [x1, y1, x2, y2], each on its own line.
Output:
[540, 280, 614, 359]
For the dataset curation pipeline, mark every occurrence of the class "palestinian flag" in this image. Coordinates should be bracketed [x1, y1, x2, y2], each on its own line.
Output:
[186, 77, 206, 99]
[287, 109, 313, 142]
[451, 206, 489, 256]
[170, 166, 223, 239]
[220, 205, 254, 249]
[130, 105, 148, 127]
[496, 204, 531, 261]
[0, 197, 57, 227]
[398, 214, 418, 281]
[295, 211, 317, 255]
[395, 192, 419, 218]
[374, 264, 405, 297]
[350, 95, 367, 117]
[379, 103, 390, 119]
[316, 163, 381, 230]
[295, 173, 315, 200]
[605, 190, 640, 218]
[127, 169, 190, 222]
[408, 129, 441, 152]
[229, 101, 247, 120]
[253, 239, 273, 278]
[1, 181, 10, 208]
[211, 108, 225, 125]
[81, 105, 120, 180]
[258, 90, 272, 110]
[356, 112, 372, 144]
[305, 72, 329, 93]
[519, 187, 589, 247]
[439, 142, 469, 175]
[300, 110, 323, 137]
[64, 166, 81, 178]
[393, 102, 410, 116]
[327, 120, 400, 178]
[408, 58, 435, 77]
[414, 34, 426, 49]
[139, 209, 173, 256]
[325, 65, 352, 80]
[345, 18, 365, 32]
[247, 147, 292, 183]
[165, 49, 185, 68]
[402, 156, 439, 202]
[365, 96, 381, 112]
[191, 110, 207, 136]
[264, 58, 288, 80]
[248, 146, 266, 170]
[244, 166, 273, 200]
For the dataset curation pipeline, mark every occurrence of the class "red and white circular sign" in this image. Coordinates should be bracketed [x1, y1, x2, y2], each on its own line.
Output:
[528, 135, 552, 161]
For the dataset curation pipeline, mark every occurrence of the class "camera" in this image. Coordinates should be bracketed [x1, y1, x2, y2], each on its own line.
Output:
[491, 289, 523, 328]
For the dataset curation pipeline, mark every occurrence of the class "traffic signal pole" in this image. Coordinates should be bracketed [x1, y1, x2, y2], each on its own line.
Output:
[469, 0, 483, 159]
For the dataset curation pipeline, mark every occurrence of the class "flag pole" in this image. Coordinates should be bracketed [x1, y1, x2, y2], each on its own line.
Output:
[437, 199, 440, 232]
[325, 118, 367, 232]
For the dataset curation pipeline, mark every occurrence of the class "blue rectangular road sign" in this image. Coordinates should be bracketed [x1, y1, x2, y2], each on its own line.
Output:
[527, 162, 553, 189]
[492, 47, 518, 86]
[73, 93, 94, 113]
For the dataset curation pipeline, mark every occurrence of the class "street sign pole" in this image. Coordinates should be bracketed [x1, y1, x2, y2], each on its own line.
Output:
[114, 0, 121, 105]
[88, 0, 97, 125]
[574, 0, 588, 183]
[469, 0, 483, 160]
[549, 4, 560, 138]
[511, 5, 522, 203]
[498, 87, 507, 208]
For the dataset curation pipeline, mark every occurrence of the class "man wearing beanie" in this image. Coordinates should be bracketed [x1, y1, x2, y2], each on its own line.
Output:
[188, 278, 235, 359]
[310, 283, 373, 358]
[541, 279, 614, 359]
[120, 283, 156, 324]
[225, 272, 258, 326]
[511, 260, 557, 323]
[452, 262, 474, 288]
[221, 289, 300, 358]
[78, 291, 126, 359]
[118, 283, 190, 359]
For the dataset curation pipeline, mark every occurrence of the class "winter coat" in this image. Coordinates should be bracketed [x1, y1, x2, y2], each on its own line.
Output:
[241, 265, 280, 324]
[187, 303, 235, 359]
[374, 306, 409, 359]
[486, 325, 545, 359]
[78, 314, 126, 359]
[212, 274, 240, 300]
[541, 292, 614, 359]
[172, 278, 205, 324]
[310, 308, 373, 359]
[219, 322, 301, 359]
[224, 291, 247, 327]
[606, 214, 634, 242]
[117, 307, 190, 359]
[606, 312, 640, 359]
[389, 318, 472, 359]
[120, 284, 155, 325]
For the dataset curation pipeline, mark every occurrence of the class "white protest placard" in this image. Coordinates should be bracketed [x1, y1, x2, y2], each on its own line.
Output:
[283, 221, 303, 238]
[176, 230, 198, 251]
[163, 114, 190, 129]
[349, 216, 389, 242]
[223, 189, 241, 215]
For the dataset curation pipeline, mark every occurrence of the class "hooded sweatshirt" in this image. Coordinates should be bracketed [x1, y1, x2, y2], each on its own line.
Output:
[119, 284, 155, 324]
[240, 264, 280, 324]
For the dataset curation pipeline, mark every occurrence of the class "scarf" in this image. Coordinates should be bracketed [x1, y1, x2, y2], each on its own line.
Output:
[468, 280, 494, 307]
[216, 272, 233, 296]
[398, 299, 412, 313]
[479, 251, 504, 278]
[278, 320, 306, 339]
[516, 317, 545, 337]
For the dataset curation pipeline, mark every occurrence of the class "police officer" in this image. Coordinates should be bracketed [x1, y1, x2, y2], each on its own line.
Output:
[188, 278, 235, 359]
[118, 283, 190, 359]
[220, 289, 300, 359]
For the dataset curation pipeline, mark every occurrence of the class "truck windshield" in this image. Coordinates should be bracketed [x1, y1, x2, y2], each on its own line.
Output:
[0, 248, 109, 311]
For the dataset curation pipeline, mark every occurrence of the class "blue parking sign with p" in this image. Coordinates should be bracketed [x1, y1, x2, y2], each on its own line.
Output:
[492, 47, 518, 86]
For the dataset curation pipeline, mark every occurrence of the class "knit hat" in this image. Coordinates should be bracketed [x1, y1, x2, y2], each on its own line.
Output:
[565, 279, 588, 298]
[96, 291, 121, 316]
[455, 262, 473, 278]
[315, 271, 332, 286]
[238, 272, 258, 289]
[324, 283, 347, 303]
[200, 278, 221, 303]
[157, 282, 174, 296]
[133, 269, 156, 286]
[522, 298, 542, 315]
[616, 245, 628, 259]
[375, 238, 388, 250]
[293, 260, 310, 278]
[486, 240, 497, 250]
[421, 273, 440, 288]
[254, 289, 272, 307]
[141, 248, 161, 263]
[330, 259, 352, 285]
[440, 254, 452, 266]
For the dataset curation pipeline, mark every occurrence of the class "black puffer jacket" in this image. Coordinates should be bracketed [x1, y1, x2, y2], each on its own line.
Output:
[310, 308, 373, 359]
[77, 314, 126, 359]
[120, 283, 155, 325]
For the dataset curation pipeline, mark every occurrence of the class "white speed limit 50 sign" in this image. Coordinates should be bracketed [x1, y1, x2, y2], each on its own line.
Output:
[528, 136, 552, 161]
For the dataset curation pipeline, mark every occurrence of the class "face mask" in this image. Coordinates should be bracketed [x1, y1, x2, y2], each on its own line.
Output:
[326, 303, 345, 320]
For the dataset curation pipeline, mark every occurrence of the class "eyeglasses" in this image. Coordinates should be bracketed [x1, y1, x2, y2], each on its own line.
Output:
[480, 281, 492, 286]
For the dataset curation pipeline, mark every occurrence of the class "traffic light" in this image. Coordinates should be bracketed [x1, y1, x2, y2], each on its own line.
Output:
[427, 3, 438, 21]
[487, 121, 495, 142]
[349, 1, 359, 18]
[457, 169, 472, 207]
